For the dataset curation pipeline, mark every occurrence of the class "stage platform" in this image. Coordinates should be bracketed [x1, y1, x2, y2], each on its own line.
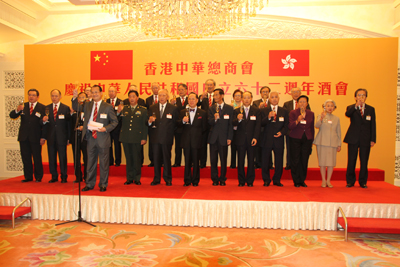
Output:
[0, 166, 398, 231]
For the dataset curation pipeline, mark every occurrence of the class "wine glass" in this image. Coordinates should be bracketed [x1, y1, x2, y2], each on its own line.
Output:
[45, 108, 50, 123]
[18, 100, 24, 115]
[240, 103, 244, 114]
[152, 111, 156, 128]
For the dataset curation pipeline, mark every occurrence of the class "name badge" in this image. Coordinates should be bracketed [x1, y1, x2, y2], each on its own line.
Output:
[100, 113, 107, 119]
[58, 115, 65, 119]
[328, 120, 333, 124]
[35, 112, 41, 118]
[366, 115, 371, 121]
[233, 126, 237, 130]
[279, 117, 284, 122]
[115, 106, 118, 110]
[250, 116, 256, 121]
[224, 115, 229, 119]
[166, 114, 172, 119]
[300, 120, 306, 124]
[135, 111, 141, 115]
[81, 113, 84, 120]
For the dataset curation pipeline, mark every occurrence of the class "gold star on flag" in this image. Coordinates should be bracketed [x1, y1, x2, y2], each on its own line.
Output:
[94, 54, 101, 61]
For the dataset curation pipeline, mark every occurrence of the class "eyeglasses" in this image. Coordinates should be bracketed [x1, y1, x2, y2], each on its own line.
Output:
[356, 94, 366, 97]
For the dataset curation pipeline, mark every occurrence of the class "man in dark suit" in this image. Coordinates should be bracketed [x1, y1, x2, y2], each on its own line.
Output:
[252, 86, 271, 170]
[344, 88, 376, 189]
[170, 83, 188, 167]
[41, 89, 71, 183]
[72, 86, 92, 111]
[10, 89, 47, 183]
[70, 92, 88, 183]
[145, 82, 160, 167]
[283, 87, 311, 170]
[208, 88, 233, 186]
[148, 89, 179, 186]
[198, 79, 216, 168]
[106, 86, 122, 167]
[81, 85, 118, 192]
[118, 90, 148, 185]
[179, 93, 207, 186]
[232, 91, 261, 187]
[260, 92, 289, 187]
[123, 84, 146, 106]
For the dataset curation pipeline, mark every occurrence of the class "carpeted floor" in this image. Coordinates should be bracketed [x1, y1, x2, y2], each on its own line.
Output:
[1, 219, 400, 267]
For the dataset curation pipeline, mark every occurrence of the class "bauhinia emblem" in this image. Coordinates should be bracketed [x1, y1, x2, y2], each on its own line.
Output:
[282, 55, 297, 70]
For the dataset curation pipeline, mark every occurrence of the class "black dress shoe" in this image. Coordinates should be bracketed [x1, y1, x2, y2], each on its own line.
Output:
[61, 179, 67, 183]
[48, 179, 58, 183]
[212, 182, 219, 186]
[172, 164, 181, 167]
[73, 179, 82, 183]
[124, 181, 133, 185]
[285, 166, 291, 170]
[166, 182, 172, 186]
[35, 180, 42, 183]
[148, 163, 154, 167]
[183, 183, 191, 187]
[360, 184, 368, 189]
[200, 165, 206, 169]
[100, 186, 107, 192]
[254, 164, 261, 169]
[115, 163, 121, 167]
[21, 179, 33, 183]
[294, 184, 300, 187]
[192, 183, 198, 187]
[230, 166, 236, 169]
[346, 184, 354, 188]
[134, 181, 141, 185]
[220, 181, 226, 186]
[238, 183, 245, 187]
[247, 183, 253, 187]
[273, 182, 284, 187]
[263, 182, 271, 187]
[269, 166, 275, 170]
[300, 182, 307, 187]
[150, 181, 160, 186]
[82, 186, 93, 191]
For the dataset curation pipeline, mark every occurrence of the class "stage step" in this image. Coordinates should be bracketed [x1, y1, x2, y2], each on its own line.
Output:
[42, 163, 385, 181]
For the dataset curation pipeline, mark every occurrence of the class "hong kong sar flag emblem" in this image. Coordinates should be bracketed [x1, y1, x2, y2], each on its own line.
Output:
[269, 50, 309, 76]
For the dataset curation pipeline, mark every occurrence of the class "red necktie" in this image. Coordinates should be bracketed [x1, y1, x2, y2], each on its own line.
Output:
[359, 106, 363, 117]
[181, 97, 185, 106]
[111, 99, 114, 108]
[155, 95, 158, 104]
[30, 103, 33, 115]
[92, 103, 98, 139]
[273, 107, 277, 122]
[294, 101, 297, 110]
[208, 94, 212, 107]
[53, 104, 57, 120]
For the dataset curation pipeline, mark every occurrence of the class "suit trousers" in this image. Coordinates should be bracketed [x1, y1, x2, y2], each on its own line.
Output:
[86, 134, 109, 188]
[20, 139, 43, 181]
[183, 146, 200, 185]
[153, 143, 172, 183]
[285, 135, 291, 167]
[109, 130, 121, 165]
[237, 144, 255, 184]
[262, 146, 284, 184]
[290, 134, 313, 185]
[230, 131, 237, 167]
[71, 136, 88, 180]
[48, 136, 68, 180]
[200, 129, 209, 166]
[346, 143, 371, 185]
[210, 142, 228, 183]
[174, 132, 183, 165]
[123, 143, 142, 182]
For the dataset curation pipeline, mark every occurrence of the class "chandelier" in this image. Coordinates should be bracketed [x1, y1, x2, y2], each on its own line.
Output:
[95, 0, 268, 38]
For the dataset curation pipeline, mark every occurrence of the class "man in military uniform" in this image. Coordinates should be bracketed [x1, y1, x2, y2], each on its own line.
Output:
[118, 90, 148, 185]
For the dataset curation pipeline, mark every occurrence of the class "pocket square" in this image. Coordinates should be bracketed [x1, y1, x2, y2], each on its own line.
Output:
[198, 116, 202, 119]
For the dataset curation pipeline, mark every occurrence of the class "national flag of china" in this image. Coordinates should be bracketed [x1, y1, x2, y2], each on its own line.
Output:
[269, 50, 309, 76]
[91, 50, 133, 80]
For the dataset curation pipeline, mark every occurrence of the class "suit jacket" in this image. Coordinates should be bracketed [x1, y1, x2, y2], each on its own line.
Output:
[288, 109, 315, 140]
[343, 104, 376, 146]
[252, 99, 271, 109]
[42, 103, 71, 146]
[232, 106, 261, 146]
[106, 98, 123, 134]
[69, 105, 85, 144]
[145, 95, 157, 110]
[208, 103, 234, 146]
[174, 96, 188, 134]
[123, 98, 146, 107]
[148, 103, 179, 146]
[314, 113, 341, 148]
[198, 93, 215, 112]
[119, 105, 148, 144]
[179, 108, 207, 148]
[283, 99, 311, 112]
[81, 101, 118, 148]
[10, 102, 47, 143]
[260, 106, 289, 148]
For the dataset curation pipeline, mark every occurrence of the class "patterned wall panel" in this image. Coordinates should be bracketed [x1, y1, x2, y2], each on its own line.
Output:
[4, 71, 24, 89]
[5, 95, 23, 138]
[6, 149, 22, 172]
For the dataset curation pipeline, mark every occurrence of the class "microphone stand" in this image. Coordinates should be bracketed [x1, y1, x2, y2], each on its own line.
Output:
[56, 100, 96, 227]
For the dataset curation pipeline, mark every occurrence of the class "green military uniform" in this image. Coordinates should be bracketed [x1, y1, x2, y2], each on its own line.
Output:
[119, 105, 148, 183]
